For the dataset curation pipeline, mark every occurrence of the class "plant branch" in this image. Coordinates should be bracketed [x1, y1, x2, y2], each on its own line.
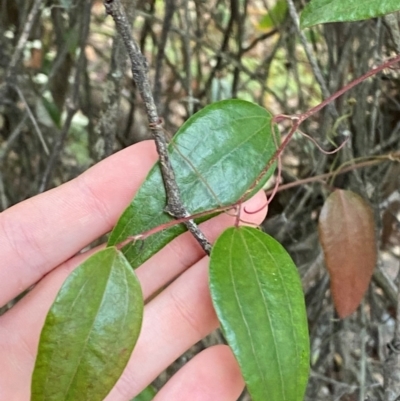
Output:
[265, 153, 398, 195]
[153, 0, 176, 111]
[117, 151, 399, 247]
[39, 1, 91, 193]
[286, 0, 330, 99]
[116, 53, 400, 250]
[104, 0, 211, 255]
[259, 52, 400, 195]
[6, 0, 42, 81]
[13, 85, 49, 155]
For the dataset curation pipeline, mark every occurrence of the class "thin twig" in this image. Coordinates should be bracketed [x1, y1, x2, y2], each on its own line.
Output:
[0, 0, 47, 164]
[6, 0, 42, 81]
[199, 0, 237, 99]
[286, 0, 338, 120]
[0, 114, 28, 165]
[265, 154, 396, 195]
[105, 0, 211, 255]
[182, 0, 194, 116]
[153, 0, 176, 112]
[39, 1, 91, 193]
[242, 29, 278, 53]
[13, 85, 49, 155]
[137, 8, 285, 107]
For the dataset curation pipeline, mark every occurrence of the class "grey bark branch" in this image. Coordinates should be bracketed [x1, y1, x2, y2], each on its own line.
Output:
[104, 0, 211, 255]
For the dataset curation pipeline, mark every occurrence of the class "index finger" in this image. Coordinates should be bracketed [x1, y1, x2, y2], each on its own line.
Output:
[0, 141, 158, 307]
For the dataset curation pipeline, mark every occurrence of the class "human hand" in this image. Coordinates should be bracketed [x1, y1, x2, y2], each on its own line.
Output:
[0, 141, 267, 401]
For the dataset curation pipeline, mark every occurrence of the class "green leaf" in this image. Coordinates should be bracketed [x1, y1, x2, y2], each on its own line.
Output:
[31, 247, 143, 401]
[131, 385, 157, 401]
[209, 227, 309, 401]
[300, 0, 400, 28]
[108, 99, 277, 268]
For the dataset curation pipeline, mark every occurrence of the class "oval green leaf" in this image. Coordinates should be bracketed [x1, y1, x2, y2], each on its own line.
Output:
[300, 0, 400, 28]
[108, 99, 277, 268]
[31, 247, 143, 401]
[318, 189, 376, 318]
[209, 227, 309, 401]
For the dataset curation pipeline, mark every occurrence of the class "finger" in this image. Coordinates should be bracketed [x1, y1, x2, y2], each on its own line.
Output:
[0, 141, 158, 306]
[0, 253, 217, 401]
[152, 345, 244, 401]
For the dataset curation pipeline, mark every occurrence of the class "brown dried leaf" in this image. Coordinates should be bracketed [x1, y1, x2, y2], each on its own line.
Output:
[318, 189, 376, 318]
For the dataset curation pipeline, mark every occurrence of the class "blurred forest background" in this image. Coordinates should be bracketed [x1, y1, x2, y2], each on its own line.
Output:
[1, 0, 400, 400]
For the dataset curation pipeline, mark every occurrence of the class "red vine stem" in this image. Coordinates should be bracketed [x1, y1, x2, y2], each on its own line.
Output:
[118, 153, 397, 249]
[241, 53, 400, 201]
[117, 53, 400, 249]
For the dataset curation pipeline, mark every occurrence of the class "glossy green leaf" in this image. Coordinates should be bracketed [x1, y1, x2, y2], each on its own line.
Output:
[301, 0, 400, 28]
[108, 100, 277, 268]
[209, 227, 309, 401]
[31, 247, 143, 401]
[131, 385, 157, 401]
